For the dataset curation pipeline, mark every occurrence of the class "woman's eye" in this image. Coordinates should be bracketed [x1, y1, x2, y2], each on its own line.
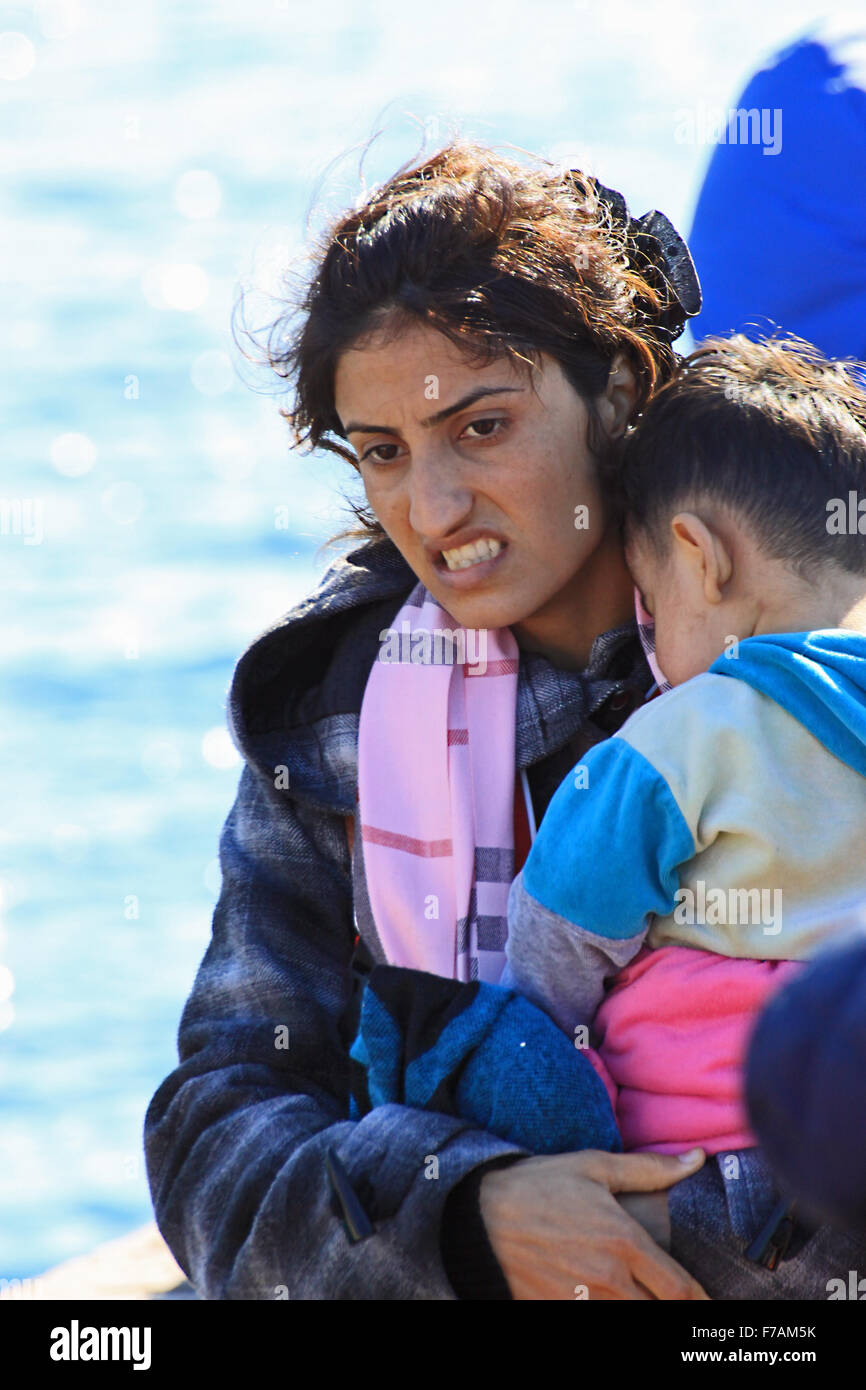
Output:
[463, 416, 507, 439]
[360, 416, 507, 463]
[361, 442, 402, 464]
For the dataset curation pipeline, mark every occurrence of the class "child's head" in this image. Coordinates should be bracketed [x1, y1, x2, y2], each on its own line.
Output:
[618, 334, 866, 685]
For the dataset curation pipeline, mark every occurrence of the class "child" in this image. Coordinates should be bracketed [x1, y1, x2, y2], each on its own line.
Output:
[351, 333, 866, 1297]
[500, 332, 866, 1296]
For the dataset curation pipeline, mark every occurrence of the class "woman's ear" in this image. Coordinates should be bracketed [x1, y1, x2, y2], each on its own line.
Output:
[595, 352, 639, 439]
[670, 512, 732, 602]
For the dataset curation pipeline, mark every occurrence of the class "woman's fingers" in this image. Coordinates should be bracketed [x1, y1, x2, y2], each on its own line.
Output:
[576, 1273, 654, 1300]
[570, 1149, 710, 1299]
[478, 1154, 709, 1299]
[570, 1241, 685, 1301]
[572, 1146, 706, 1194]
[577, 1178, 709, 1301]
[627, 1225, 710, 1300]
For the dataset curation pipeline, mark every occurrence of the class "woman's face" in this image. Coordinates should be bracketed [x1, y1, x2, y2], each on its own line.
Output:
[333, 319, 633, 639]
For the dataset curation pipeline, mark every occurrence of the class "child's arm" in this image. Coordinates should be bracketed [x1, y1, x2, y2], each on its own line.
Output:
[502, 874, 646, 1038]
[502, 734, 696, 1038]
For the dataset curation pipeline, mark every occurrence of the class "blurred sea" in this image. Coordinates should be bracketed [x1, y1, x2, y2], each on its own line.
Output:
[0, 0, 843, 1279]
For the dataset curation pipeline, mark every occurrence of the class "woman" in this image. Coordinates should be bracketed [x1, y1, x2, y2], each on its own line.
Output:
[144, 140, 709, 1300]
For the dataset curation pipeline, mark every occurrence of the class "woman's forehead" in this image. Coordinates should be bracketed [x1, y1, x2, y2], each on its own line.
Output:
[334, 325, 544, 414]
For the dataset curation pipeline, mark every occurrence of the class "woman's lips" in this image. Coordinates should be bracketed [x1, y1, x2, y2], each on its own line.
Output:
[432, 540, 509, 588]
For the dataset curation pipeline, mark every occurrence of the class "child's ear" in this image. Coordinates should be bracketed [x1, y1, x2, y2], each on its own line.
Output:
[670, 512, 732, 602]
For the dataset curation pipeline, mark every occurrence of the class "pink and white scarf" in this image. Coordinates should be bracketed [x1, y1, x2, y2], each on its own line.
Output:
[356, 581, 519, 983]
[356, 583, 667, 984]
[635, 590, 672, 694]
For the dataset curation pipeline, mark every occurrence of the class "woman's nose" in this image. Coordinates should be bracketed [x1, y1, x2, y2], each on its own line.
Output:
[406, 449, 473, 541]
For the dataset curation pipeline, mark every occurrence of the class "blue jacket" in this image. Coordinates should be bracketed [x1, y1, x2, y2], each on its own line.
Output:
[143, 533, 648, 1298]
[505, 629, 866, 1037]
[688, 25, 866, 361]
[746, 933, 866, 1233]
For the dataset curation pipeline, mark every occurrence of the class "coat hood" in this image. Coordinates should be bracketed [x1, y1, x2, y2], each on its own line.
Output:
[226, 534, 417, 812]
[709, 629, 866, 779]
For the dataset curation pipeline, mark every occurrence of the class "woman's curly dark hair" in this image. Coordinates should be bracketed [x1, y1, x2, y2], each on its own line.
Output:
[238, 138, 688, 544]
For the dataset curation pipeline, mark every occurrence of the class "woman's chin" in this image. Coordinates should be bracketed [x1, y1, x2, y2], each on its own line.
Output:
[424, 589, 529, 634]
[419, 546, 527, 628]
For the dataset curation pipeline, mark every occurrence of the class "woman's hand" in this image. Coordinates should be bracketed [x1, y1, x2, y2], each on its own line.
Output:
[478, 1147, 709, 1300]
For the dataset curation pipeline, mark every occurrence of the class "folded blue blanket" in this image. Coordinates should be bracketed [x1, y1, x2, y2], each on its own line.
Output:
[349, 965, 621, 1154]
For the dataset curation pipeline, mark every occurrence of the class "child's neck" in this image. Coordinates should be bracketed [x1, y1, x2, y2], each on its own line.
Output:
[754, 573, 866, 638]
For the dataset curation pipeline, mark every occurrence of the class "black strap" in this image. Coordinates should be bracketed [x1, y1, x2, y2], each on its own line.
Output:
[745, 1198, 800, 1269]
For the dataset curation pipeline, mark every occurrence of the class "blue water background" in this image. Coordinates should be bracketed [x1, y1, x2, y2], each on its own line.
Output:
[0, 0, 838, 1278]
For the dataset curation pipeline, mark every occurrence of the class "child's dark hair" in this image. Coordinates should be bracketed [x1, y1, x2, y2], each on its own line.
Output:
[617, 333, 866, 578]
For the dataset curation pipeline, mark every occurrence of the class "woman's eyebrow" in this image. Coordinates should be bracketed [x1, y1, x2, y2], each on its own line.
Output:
[343, 385, 524, 436]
